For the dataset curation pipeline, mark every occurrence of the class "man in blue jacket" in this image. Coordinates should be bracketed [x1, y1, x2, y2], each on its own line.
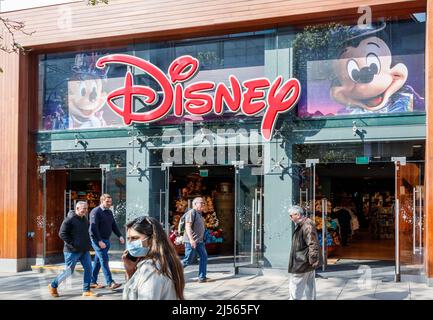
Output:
[48, 201, 97, 297]
[89, 194, 124, 290]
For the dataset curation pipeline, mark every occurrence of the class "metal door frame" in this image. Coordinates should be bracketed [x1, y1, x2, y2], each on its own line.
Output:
[38, 166, 108, 263]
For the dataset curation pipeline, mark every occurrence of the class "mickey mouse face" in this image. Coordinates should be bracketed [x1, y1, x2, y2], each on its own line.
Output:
[331, 36, 408, 111]
[347, 53, 380, 84]
[68, 74, 107, 118]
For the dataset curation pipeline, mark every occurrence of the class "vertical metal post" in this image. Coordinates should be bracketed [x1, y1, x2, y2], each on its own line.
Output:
[419, 186, 423, 255]
[159, 189, 163, 224]
[258, 188, 263, 261]
[395, 198, 401, 282]
[251, 197, 256, 265]
[234, 166, 239, 274]
[322, 198, 327, 271]
[64, 190, 67, 219]
[413, 187, 417, 254]
[392, 158, 404, 282]
[313, 163, 316, 223]
[101, 169, 105, 195]
[42, 171, 47, 264]
[305, 188, 309, 213]
[306, 159, 319, 222]
[164, 166, 170, 236]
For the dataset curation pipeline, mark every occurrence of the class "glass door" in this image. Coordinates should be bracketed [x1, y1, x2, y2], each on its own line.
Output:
[101, 164, 127, 253]
[293, 160, 328, 269]
[40, 167, 68, 264]
[233, 162, 264, 271]
[305, 159, 319, 221]
[393, 158, 425, 281]
[148, 162, 172, 235]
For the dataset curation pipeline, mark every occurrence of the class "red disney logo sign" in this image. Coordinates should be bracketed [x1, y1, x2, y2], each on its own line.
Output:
[96, 54, 301, 141]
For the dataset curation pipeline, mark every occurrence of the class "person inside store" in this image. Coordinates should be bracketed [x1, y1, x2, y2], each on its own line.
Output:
[181, 197, 213, 283]
[288, 205, 321, 300]
[122, 216, 185, 300]
[48, 201, 98, 297]
[89, 193, 125, 290]
[331, 199, 352, 246]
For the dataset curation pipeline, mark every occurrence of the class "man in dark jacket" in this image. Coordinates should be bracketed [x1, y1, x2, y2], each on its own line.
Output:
[89, 194, 124, 290]
[48, 201, 97, 297]
[288, 205, 321, 300]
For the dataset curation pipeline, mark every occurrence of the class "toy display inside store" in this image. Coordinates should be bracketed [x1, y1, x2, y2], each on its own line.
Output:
[168, 167, 235, 255]
[68, 171, 102, 215]
[314, 198, 341, 256]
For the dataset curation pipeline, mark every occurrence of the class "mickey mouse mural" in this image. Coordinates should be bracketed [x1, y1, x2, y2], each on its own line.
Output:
[67, 53, 109, 128]
[294, 20, 425, 117]
[330, 21, 424, 114]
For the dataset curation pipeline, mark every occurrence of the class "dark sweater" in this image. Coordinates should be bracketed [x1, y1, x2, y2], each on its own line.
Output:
[59, 210, 92, 253]
[89, 206, 122, 242]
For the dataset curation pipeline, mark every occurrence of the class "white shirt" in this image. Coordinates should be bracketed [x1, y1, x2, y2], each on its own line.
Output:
[122, 260, 178, 300]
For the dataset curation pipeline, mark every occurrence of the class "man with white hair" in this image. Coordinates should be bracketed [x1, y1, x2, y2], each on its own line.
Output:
[181, 197, 212, 283]
[288, 205, 321, 300]
[48, 201, 96, 297]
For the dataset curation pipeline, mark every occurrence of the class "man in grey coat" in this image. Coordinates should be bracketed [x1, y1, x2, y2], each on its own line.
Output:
[288, 205, 321, 300]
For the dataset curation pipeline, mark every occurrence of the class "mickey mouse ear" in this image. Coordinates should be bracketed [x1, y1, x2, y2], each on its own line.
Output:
[345, 20, 387, 42]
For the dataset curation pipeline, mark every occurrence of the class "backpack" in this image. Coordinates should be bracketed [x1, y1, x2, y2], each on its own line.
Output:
[178, 209, 196, 236]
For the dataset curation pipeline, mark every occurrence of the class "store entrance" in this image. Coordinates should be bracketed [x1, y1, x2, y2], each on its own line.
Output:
[316, 162, 395, 261]
[41, 168, 103, 263]
[167, 166, 235, 258]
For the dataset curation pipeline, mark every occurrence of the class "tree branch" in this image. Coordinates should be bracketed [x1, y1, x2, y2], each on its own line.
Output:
[0, 16, 34, 54]
[0, 0, 109, 73]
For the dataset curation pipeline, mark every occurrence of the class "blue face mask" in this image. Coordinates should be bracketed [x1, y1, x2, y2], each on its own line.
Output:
[126, 239, 149, 257]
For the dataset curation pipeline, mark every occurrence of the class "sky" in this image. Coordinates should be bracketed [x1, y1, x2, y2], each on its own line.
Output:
[0, 0, 79, 12]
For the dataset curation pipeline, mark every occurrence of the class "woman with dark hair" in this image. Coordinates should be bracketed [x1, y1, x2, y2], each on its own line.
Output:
[122, 216, 185, 300]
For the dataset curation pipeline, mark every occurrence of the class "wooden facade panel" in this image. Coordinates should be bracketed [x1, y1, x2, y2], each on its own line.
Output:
[0, 31, 19, 259]
[45, 170, 67, 255]
[0, 30, 29, 260]
[4, 0, 426, 49]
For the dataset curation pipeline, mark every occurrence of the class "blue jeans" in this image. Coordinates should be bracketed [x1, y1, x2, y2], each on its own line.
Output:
[91, 239, 113, 285]
[51, 251, 92, 292]
[182, 242, 208, 280]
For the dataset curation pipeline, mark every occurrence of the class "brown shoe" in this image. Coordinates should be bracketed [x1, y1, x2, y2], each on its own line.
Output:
[90, 283, 105, 289]
[108, 282, 121, 290]
[47, 284, 59, 297]
[82, 290, 99, 297]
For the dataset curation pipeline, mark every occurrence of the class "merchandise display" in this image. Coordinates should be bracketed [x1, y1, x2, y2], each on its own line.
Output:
[70, 181, 101, 212]
[169, 174, 224, 254]
[314, 199, 341, 256]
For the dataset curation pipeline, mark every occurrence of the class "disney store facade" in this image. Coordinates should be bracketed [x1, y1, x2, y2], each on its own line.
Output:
[0, 0, 432, 285]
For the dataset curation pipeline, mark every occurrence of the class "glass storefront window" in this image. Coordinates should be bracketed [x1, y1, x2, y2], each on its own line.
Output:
[290, 17, 426, 119]
[34, 10, 427, 275]
[293, 141, 425, 164]
[39, 47, 131, 131]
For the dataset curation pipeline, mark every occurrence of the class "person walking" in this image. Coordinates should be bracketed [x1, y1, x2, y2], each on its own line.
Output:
[122, 216, 185, 300]
[288, 205, 321, 300]
[181, 197, 212, 283]
[89, 193, 125, 290]
[48, 201, 97, 297]
[331, 200, 352, 246]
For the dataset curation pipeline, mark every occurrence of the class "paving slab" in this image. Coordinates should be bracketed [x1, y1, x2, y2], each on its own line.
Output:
[374, 281, 411, 300]
[0, 269, 432, 300]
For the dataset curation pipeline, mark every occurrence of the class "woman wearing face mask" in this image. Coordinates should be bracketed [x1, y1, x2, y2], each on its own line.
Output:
[122, 216, 185, 300]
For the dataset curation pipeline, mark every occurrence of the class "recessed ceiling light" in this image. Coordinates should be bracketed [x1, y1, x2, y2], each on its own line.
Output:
[413, 145, 422, 148]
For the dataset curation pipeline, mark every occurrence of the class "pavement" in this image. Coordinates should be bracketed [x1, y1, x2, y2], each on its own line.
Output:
[0, 258, 432, 300]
